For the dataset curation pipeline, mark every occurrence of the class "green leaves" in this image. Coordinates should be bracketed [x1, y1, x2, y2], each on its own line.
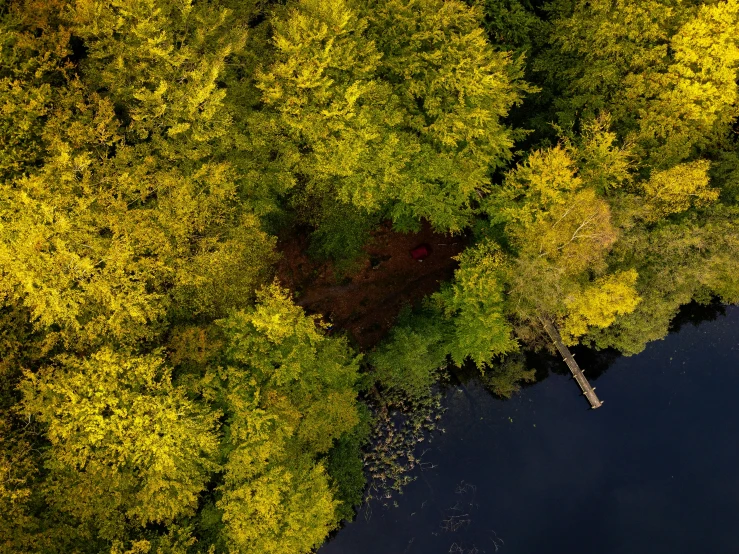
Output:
[255, 0, 531, 232]
[370, 310, 451, 397]
[218, 284, 361, 447]
[435, 240, 518, 366]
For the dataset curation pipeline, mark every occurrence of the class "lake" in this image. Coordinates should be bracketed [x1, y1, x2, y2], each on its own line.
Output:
[320, 304, 739, 554]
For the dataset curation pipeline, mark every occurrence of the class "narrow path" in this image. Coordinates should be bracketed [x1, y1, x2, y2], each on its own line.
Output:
[540, 317, 604, 409]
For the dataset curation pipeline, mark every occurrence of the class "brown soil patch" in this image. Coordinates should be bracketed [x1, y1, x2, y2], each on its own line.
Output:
[275, 221, 467, 350]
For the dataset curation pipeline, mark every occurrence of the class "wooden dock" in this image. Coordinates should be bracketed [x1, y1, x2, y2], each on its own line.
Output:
[540, 318, 603, 409]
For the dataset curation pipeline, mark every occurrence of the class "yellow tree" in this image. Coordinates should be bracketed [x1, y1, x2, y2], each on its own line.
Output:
[561, 269, 641, 343]
[640, 160, 719, 222]
[543, 0, 739, 168]
[500, 145, 618, 277]
[20, 348, 220, 541]
[210, 285, 362, 554]
[485, 141, 642, 342]
[0, 0, 276, 348]
[635, 0, 739, 167]
[255, 0, 530, 232]
[0, 0, 72, 181]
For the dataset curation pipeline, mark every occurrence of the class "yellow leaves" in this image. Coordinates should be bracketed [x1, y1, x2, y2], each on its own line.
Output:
[535, 188, 617, 274]
[547, 0, 739, 166]
[574, 114, 634, 192]
[219, 462, 338, 554]
[641, 160, 719, 221]
[166, 122, 190, 137]
[245, 283, 320, 345]
[504, 146, 618, 275]
[505, 146, 582, 214]
[297, 390, 360, 453]
[20, 348, 220, 526]
[562, 269, 641, 341]
[670, 0, 739, 84]
[1, 109, 271, 345]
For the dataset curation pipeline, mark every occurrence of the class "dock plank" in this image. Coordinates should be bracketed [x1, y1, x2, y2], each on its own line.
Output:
[540, 318, 604, 409]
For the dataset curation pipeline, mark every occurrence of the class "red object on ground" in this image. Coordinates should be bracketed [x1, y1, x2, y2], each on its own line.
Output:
[410, 244, 430, 261]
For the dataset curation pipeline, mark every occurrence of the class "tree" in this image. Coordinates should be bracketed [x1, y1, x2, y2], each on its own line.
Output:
[219, 460, 338, 554]
[362, 0, 532, 230]
[210, 284, 362, 553]
[0, 0, 276, 348]
[640, 160, 719, 222]
[482, 137, 644, 345]
[541, 0, 739, 168]
[370, 308, 451, 397]
[68, 0, 247, 163]
[494, 145, 618, 277]
[0, 419, 40, 554]
[635, 0, 739, 167]
[0, 0, 73, 181]
[371, 240, 518, 398]
[479, 0, 543, 54]
[583, 205, 739, 354]
[433, 240, 518, 366]
[478, 353, 536, 399]
[255, 0, 530, 232]
[566, 114, 634, 195]
[20, 348, 220, 540]
[561, 269, 641, 343]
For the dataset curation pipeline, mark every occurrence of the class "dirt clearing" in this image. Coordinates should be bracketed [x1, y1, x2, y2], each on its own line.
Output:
[275, 221, 467, 349]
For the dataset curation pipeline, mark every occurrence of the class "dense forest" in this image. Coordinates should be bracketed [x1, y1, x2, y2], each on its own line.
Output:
[1, 0, 738, 552]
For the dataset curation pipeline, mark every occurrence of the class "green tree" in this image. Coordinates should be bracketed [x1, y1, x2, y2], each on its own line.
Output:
[255, 0, 530, 232]
[583, 205, 739, 354]
[370, 308, 451, 397]
[433, 240, 518, 366]
[478, 353, 536, 399]
[479, 0, 543, 54]
[482, 137, 645, 345]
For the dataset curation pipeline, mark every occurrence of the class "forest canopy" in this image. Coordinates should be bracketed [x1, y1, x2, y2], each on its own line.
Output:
[1, 0, 738, 552]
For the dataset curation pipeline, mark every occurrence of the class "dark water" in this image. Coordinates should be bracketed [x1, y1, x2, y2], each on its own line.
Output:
[320, 305, 739, 554]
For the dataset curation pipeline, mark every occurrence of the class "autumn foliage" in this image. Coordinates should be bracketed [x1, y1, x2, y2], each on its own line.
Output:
[1, 0, 738, 552]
